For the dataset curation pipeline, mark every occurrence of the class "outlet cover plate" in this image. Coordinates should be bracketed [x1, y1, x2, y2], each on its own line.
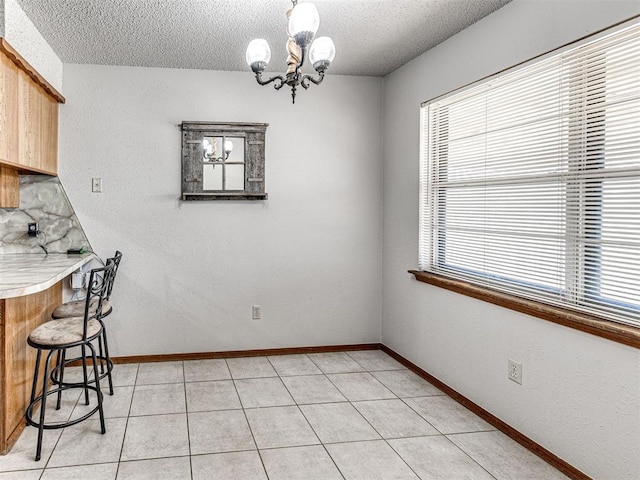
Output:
[508, 359, 523, 385]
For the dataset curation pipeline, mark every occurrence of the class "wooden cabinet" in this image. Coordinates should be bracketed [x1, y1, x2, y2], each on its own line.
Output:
[0, 281, 62, 454]
[0, 165, 19, 207]
[14, 69, 59, 174]
[0, 49, 19, 168]
[0, 38, 64, 207]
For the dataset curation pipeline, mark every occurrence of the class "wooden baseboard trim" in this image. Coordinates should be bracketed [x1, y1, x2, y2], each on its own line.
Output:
[110, 343, 381, 364]
[379, 345, 590, 480]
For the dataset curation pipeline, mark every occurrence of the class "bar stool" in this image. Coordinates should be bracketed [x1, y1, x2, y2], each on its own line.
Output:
[51, 251, 122, 395]
[25, 263, 114, 461]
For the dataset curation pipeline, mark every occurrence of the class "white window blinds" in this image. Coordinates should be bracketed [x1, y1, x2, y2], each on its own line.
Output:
[419, 20, 640, 328]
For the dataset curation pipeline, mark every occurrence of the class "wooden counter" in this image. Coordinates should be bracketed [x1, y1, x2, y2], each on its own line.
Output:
[0, 253, 94, 454]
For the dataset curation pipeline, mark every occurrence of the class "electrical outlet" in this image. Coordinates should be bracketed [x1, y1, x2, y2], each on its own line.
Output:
[252, 305, 261, 320]
[508, 359, 523, 385]
[27, 223, 39, 237]
[92, 177, 102, 193]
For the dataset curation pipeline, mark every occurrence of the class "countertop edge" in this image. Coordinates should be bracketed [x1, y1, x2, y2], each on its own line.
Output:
[0, 253, 97, 299]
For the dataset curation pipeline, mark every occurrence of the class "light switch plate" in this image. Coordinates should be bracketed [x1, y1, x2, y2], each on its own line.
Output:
[92, 178, 102, 193]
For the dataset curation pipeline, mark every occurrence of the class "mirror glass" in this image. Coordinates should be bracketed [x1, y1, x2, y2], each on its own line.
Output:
[203, 164, 223, 190]
[226, 137, 245, 163]
[226, 165, 245, 190]
[201, 136, 246, 191]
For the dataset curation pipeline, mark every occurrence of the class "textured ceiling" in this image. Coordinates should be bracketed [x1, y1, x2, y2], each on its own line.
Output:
[15, 0, 512, 77]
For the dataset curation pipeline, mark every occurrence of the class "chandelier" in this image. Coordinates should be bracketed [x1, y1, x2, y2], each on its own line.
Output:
[245, 0, 336, 104]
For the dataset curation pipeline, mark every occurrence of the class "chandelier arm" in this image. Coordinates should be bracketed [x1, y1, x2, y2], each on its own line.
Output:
[203, 152, 230, 162]
[300, 71, 325, 89]
[255, 72, 287, 90]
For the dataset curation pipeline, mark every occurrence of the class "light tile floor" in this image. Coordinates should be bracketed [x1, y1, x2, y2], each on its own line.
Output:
[0, 350, 569, 479]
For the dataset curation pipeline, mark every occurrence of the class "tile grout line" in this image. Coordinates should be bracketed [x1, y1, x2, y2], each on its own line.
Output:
[41, 366, 93, 473]
[340, 351, 489, 478]
[114, 362, 139, 478]
[180, 361, 195, 480]
[331, 354, 424, 480]
[393, 380, 504, 477]
[442, 433, 499, 480]
[371, 358, 500, 478]
[268, 353, 346, 480]
[229, 358, 271, 479]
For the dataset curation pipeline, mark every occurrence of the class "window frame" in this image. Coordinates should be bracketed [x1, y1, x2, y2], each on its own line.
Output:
[413, 16, 640, 348]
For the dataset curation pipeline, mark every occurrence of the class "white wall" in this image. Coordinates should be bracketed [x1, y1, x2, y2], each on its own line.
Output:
[382, 1, 640, 479]
[59, 64, 383, 357]
[2, 0, 63, 92]
[0, 1, 5, 37]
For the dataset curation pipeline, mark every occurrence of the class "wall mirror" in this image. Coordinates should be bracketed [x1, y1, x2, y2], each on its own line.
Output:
[181, 122, 268, 201]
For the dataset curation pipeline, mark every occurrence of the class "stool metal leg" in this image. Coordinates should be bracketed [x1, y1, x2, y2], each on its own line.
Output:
[81, 344, 89, 406]
[29, 349, 42, 407]
[101, 328, 114, 395]
[55, 349, 66, 410]
[88, 342, 106, 434]
[35, 350, 55, 462]
[98, 335, 105, 374]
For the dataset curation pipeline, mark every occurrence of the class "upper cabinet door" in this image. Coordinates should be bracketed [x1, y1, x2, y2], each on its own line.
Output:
[0, 39, 64, 207]
[0, 49, 19, 168]
[0, 39, 64, 176]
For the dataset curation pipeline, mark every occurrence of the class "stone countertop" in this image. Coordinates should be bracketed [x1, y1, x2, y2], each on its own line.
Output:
[0, 253, 97, 299]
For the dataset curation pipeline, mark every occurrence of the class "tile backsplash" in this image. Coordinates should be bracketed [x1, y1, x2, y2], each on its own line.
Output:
[0, 175, 91, 254]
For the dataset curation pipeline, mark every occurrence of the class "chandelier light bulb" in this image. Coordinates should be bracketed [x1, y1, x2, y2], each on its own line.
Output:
[309, 36, 335, 71]
[224, 140, 234, 154]
[288, 2, 320, 48]
[246, 39, 271, 72]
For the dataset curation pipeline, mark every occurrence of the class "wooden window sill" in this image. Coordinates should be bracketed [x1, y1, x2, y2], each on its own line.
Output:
[409, 270, 640, 349]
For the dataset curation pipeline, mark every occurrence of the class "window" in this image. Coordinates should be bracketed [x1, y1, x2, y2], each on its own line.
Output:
[419, 20, 640, 328]
[181, 122, 268, 201]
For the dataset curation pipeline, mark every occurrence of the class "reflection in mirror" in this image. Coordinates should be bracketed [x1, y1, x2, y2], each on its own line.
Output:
[202, 137, 224, 161]
[202, 136, 246, 191]
[226, 137, 245, 163]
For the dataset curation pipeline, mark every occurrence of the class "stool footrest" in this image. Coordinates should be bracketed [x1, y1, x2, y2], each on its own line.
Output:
[25, 385, 104, 431]
[50, 355, 114, 388]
